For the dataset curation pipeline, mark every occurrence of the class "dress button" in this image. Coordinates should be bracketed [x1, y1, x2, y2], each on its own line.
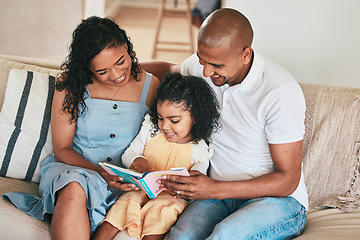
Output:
[110, 133, 115, 138]
[106, 157, 112, 162]
[113, 104, 117, 109]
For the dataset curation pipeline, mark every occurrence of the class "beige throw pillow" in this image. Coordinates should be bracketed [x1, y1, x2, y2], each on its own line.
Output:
[300, 83, 360, 210]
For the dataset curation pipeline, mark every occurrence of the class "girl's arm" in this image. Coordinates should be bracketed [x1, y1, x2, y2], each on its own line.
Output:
[122, 114, 154, 168]
[189, 140, 213, 174]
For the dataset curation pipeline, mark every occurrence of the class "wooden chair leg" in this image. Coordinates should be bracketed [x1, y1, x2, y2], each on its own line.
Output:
[186, 0, 194, 53]
[152, 0, 165, 59]
[152, 0, 194, 59]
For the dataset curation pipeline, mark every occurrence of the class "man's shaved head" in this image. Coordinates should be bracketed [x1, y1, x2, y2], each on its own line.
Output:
[198, 8, 253, 54]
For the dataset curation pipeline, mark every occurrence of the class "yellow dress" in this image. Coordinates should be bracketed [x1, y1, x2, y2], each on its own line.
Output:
[103, 133, 193, 239]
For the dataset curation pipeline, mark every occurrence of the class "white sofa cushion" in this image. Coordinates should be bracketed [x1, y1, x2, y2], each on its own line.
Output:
[0, 69, 55, 182]
[0, 176, 51, 240]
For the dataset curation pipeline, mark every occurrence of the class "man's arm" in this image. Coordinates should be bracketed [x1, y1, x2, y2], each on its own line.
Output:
[160, 141, 303, 200]
[140, 61, 180, 81]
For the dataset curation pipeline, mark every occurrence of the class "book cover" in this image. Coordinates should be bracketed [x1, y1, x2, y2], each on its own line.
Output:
[99, 162, 142, 187]
[98, 162, 189, 199]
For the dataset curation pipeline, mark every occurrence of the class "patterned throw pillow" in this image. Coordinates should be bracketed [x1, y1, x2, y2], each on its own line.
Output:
[0, 69, 55, 183]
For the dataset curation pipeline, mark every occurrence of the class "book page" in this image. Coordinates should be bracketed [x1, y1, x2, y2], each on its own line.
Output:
[140, 167, 190, 199]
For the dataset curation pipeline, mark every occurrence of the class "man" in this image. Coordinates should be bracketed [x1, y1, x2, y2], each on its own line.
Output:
[145, 8, 308, 239]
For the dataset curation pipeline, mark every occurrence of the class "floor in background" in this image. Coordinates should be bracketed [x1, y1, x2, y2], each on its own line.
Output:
[113, 7, 198, 64]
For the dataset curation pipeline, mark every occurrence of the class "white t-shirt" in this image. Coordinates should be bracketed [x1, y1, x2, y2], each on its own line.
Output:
[122, 114, 213, 175]
[181, 51, 309, 209]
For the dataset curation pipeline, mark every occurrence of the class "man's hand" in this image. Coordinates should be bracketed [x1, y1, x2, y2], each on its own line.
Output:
[159, 170, 219, 200]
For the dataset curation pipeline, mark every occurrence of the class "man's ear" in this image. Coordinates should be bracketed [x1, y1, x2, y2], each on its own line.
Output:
[241, 47, 252, 65]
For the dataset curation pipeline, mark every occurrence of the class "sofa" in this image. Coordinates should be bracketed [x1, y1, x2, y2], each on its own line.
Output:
[0, 53, 360, 240]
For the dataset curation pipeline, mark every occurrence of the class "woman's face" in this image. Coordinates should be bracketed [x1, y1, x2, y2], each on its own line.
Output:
[157, 100, 194, 144]
[90, 44, 132, 87]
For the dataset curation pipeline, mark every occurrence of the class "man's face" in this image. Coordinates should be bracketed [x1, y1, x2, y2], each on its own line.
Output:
[197, 43, 248, 87]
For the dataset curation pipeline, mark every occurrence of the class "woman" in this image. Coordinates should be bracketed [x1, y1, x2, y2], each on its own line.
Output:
[4, 16, 160, 239]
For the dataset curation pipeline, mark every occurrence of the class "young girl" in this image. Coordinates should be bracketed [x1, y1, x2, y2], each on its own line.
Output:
[93, 72, 221, 240]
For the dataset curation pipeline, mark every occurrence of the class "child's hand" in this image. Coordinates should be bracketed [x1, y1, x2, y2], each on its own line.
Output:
[130, 157, 149, 173]
[99, 168, 139, 191]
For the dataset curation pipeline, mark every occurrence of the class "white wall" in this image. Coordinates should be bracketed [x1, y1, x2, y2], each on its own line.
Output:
[224, 0, 360, 88]
[0, 0, 106, 62]
[120, 0, 194, 9]
[85, 0, 105, 18]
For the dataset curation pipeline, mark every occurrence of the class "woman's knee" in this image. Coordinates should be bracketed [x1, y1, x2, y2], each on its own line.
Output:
[56, 181, 86, 205]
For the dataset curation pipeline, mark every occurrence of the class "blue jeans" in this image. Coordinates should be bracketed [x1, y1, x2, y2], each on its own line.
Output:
[168, 196, 306, 240]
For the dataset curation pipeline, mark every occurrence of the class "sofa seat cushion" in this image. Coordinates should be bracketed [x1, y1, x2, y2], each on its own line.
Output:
[294, 208, 360, 239]
[0, 176, 50, 239]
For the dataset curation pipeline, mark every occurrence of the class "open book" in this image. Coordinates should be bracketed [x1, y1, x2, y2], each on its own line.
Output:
[99, 162, 190, 199]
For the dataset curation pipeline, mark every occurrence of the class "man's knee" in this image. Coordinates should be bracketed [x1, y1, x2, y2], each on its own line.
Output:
[168, 225, 199, 240]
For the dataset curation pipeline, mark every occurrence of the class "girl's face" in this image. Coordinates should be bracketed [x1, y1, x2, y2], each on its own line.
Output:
[157, 100, 194, 144]
[90, 44, 132, 87]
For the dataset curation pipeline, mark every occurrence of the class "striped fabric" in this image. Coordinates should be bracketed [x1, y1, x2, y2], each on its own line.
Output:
[0, 69, 55, 183]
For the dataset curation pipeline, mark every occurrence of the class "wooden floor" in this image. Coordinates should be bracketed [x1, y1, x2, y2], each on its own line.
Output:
[112, 6, 198, 64]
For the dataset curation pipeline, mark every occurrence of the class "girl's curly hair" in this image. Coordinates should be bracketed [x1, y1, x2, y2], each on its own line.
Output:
[57, 16, 141, 122]
[150, 72, 221, 143]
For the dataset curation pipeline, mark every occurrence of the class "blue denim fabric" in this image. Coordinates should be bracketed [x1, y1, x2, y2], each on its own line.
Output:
[168, 196, 306, 240]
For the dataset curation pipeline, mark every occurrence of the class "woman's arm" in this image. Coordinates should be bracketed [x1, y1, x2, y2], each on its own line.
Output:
[51, 88, 97, 170]
[140, 61, 180, 81]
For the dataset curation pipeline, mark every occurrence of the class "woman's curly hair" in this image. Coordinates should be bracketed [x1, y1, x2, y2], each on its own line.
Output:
[57, 16, 141, 122]
[150, 72, 221, 143]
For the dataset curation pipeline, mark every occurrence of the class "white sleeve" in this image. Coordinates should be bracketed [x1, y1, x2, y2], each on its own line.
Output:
[122, 114, 154, 168]
[181, 53, 203, 76]
[190, 140, 213, 174]
[265, 83, 306, 144]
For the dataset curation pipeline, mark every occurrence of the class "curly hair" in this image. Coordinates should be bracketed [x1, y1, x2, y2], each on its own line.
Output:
[56, 16, 141, 122]
[150, 72, 221, 143]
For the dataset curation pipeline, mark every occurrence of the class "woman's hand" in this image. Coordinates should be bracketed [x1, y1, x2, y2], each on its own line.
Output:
[99, 169, 139, 191]
[129, 157, 149, 173]
[159, 170, 219, 200]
